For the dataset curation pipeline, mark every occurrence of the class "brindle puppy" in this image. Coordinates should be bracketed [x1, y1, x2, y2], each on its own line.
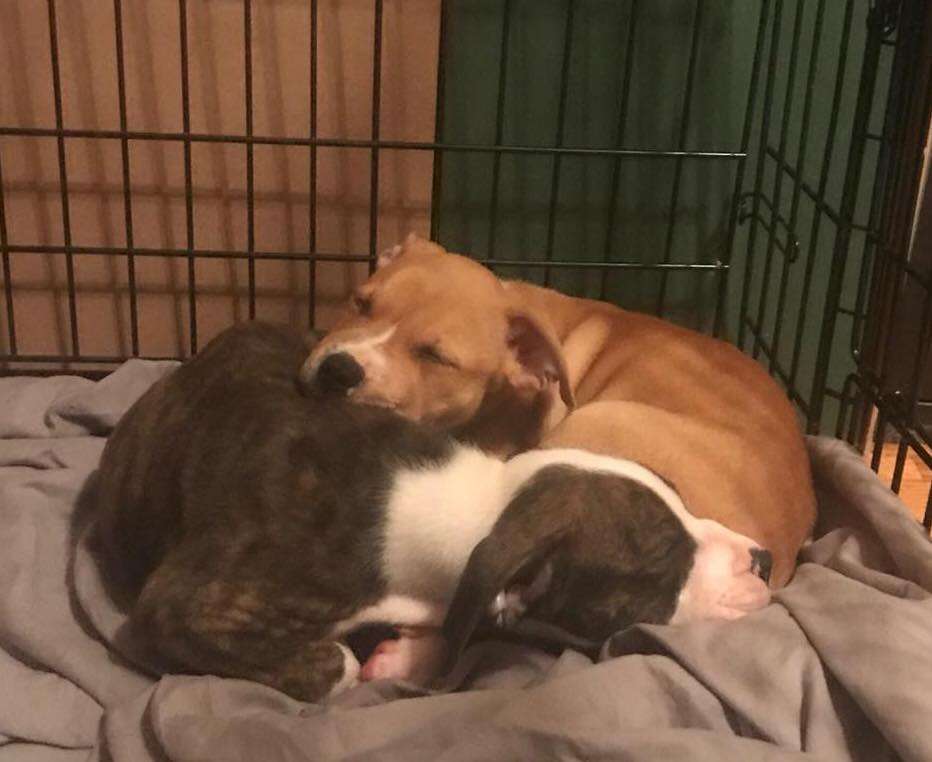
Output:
[91, 323, 451, 700]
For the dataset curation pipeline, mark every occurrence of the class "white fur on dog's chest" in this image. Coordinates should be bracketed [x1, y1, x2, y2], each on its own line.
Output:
[381, 447, 507, 601]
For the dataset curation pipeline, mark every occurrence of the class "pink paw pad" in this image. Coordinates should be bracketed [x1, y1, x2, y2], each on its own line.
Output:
[359, 633, 447, 685]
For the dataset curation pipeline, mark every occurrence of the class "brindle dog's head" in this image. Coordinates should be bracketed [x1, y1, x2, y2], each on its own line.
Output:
[440, 463, 772, 670]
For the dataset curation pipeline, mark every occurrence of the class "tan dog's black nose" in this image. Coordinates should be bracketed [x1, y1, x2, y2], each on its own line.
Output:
[749, 548, 772, 583]
[312, 352, 364, 396]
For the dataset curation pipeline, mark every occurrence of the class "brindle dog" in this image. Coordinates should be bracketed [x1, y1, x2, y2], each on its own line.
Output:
[90, 322, 451, 701]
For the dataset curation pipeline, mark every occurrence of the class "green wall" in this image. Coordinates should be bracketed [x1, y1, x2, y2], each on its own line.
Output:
[434, 0, 891, 432]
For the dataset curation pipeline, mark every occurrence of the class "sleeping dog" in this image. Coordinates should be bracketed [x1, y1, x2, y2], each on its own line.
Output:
[90, 322, 770, 703]
[300, 234, 816, 588]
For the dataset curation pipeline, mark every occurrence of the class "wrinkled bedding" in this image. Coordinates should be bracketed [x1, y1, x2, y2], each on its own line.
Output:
[0, 361, 930, 761]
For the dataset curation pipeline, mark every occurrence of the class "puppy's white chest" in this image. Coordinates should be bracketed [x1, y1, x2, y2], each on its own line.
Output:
[381, 448, 506, 602]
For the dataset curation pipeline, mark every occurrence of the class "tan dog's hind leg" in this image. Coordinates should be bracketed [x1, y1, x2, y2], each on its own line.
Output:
[540, 401, 816, 588]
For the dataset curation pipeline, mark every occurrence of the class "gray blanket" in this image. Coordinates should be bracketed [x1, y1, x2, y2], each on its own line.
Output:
[0, 362, 930, 761]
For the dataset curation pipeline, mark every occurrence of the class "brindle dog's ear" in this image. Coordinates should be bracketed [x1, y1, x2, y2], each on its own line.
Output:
[439, 480, 575, 676]
[440, 536, 558, 678]
[504, 310, 575, 410]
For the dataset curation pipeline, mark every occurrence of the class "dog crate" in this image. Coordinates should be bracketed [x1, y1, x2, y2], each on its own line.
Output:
[0, 0, 930, 526]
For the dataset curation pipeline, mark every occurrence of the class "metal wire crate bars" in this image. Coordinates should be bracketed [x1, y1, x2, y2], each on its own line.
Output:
[0, 0, 929, 525]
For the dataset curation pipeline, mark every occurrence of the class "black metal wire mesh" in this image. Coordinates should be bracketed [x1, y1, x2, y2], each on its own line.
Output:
[0, 0, 929, 525]
[737, 0, 931, 526]
[847, 0, 932, 529]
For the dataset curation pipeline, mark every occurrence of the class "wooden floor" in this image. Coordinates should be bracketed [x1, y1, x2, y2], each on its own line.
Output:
[869, 444, 931, 523]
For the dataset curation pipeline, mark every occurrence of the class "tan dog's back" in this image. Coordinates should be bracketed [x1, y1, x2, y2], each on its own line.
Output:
[541, 401, 812, 588]
[508, 281, 815, 587]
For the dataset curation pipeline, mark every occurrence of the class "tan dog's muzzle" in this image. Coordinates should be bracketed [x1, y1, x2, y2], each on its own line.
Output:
[299, 324, 398, 402]
[302, 352, 365, 396]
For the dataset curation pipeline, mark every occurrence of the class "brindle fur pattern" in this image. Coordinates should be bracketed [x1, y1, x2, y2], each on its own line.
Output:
[91, 322, 454, 701]
[443, 465, 697, 666]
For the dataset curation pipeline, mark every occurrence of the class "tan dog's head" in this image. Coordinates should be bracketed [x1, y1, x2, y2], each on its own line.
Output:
[300, 234, 574, 440]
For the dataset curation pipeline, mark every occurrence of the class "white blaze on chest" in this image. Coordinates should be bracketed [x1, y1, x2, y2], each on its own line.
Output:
[381, 446, 507, 602]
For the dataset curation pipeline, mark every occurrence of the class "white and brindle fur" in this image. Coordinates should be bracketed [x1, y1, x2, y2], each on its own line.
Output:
[339, 446, 771, 684]
[92, 322, 770, 703]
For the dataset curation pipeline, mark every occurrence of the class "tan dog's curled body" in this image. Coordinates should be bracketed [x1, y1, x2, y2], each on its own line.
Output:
[302, 235, 816, 588]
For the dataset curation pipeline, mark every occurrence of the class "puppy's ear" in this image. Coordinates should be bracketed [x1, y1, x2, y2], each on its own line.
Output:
[377, 232, 441, 269]
[504, 310, 575, 410]
[377, 243, 404, 270]
[440, 490, 573, 675]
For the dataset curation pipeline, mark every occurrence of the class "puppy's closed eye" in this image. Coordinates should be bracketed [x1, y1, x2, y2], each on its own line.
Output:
[414, 344, 457, 368]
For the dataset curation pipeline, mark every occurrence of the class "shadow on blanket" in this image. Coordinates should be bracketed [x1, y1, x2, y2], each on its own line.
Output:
[0, 361, 929, 761]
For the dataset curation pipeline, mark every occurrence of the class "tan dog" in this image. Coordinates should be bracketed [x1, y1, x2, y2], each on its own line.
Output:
[301, 234, 816, 587]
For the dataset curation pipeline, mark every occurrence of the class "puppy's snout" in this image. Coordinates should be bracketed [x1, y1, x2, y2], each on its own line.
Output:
[311, 352, 365, 396]
[749, 548, 772, 584]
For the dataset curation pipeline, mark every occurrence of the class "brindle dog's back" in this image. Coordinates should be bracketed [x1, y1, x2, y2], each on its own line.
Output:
[93, 323, 315, 600]
[91, 322, 452, 701]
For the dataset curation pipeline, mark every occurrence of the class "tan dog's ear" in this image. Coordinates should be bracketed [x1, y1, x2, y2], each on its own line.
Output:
[376, 232, 438, 269]
[504, 311, 575, 409]
[377, 243, 404, 270]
